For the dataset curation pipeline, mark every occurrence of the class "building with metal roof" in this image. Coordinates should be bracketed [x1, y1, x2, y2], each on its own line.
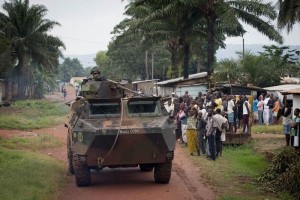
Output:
[264, 84, 300, 91]
[157, 72, 208, 98]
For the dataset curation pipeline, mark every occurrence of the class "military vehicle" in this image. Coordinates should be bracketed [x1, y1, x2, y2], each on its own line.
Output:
[65, 77, 175, 187]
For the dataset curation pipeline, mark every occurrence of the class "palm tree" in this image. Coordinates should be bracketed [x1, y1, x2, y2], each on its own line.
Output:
[114, 3, 183, 79]
[128, 0, 282, 85]
[277, 0, 300, 32]
[129, 0, 206, 79]
[0, 0, 65, 99]
[0, 23, 18, 101]
[194, 0, 283, 85]
[215, 59, 241, 84]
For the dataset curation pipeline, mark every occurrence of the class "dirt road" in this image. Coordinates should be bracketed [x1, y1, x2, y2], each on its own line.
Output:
[0, 86, 217, 200]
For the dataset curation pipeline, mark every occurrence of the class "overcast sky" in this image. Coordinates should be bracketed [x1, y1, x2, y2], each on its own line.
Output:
[1, 0, 300, 56]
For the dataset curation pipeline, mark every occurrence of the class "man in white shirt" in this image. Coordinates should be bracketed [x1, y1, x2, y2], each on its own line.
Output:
[206, 108, 216, 160]
[263, 94, 270, 125]
[164, 99, 174, 116]
[242, 96, 250, 134]
[227, 95, 235, 133]
[212, 108, 228, 157]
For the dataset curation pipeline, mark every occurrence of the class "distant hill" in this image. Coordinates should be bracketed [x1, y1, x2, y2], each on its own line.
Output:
[62, 54, 96, 68]
[62, 44, 300, 67]
[216, 44, 300, 60]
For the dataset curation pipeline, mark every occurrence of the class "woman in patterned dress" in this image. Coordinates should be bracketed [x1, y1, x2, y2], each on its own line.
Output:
[186, 107, 199, 155]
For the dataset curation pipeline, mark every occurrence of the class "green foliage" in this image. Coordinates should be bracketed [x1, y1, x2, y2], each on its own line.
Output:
[258, 147, 300, 200]
[0, 146, 66, 200]
[0, 0, 65, 99]
[239, 45, 300, 87]
[215, 45, 300, 87]
[94, 50, 109, 68]
[277, 0, 300, 32]
[112, 0, 283, 82]
[0, 99, 68, 129]
[0, 36, 12, 76]
[58, 57, 85, 83]
[215, 59, 241, 83]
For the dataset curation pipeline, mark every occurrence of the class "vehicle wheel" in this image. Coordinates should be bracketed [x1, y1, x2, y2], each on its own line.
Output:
[73, 155, 91, 187]
[67, 136, 74, 174]
[139, 164, 153, 172]
[154, 162, 172, 183]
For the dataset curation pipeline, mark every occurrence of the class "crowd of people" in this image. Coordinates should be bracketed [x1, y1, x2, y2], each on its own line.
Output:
[164, 90, 300, 160]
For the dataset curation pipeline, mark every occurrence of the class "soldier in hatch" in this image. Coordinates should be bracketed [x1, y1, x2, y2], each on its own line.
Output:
[90, 67, 102, 81]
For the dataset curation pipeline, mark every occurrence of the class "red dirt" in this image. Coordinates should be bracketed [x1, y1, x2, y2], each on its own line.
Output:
[0, 85, 217, 200]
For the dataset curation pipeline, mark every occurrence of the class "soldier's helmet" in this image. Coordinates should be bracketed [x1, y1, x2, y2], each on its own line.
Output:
[90, 67, 101, 74]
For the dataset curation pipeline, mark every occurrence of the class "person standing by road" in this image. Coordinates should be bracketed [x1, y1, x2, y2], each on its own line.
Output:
[212, 108, 227, 157]
[272, 97, 280, 124]
[214, 92, 222, 111]
[257, 95, 264, 124]
[63, 88, 67, 100]
[186, 108, 199, 155]
[176, 102, 187, 144]
[196, 111, 206, 156]
[242, 96, 250, 134]
[237, 95, 244, 129]
[252, 95, 258, 124]
[227, 95, 235, 133]
[291, 108, 300, 154]
[267, 94, 275, 124]
[263, 94, 271, 125]
[282, 100, 292, 146]
[206, 108, 216, 160]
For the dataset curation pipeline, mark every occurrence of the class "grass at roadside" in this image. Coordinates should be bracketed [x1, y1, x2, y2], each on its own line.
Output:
[0, 140, 66, 200]
[0, 99, 69, 129]
[0, 133, 62, 151]
[251, 124, 282, 134]
[188, 141, 281, 200]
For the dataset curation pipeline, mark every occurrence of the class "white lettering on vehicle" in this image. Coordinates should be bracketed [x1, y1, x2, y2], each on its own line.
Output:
[119, 129, 141, 134]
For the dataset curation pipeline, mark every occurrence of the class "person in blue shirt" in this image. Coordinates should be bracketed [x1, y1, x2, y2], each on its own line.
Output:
[252, 95, 258, 124]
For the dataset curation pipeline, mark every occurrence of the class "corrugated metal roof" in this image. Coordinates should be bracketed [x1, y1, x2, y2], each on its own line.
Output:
[157, 72, 207, 85]
[263, 84, 300, 91]
[132, 79, 159, 84]
[222, 84, 265, 90]
[281, 89, 300, 94]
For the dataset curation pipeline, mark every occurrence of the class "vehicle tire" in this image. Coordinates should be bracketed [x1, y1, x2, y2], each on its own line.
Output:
[154, 162, 172, 183]
[139, 164, 153, 172]
[67, 136, 74, 174]
[73, 155, 91, 187]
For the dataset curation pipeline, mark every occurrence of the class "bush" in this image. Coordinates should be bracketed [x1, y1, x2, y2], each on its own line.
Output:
[258, 146, 300, 199]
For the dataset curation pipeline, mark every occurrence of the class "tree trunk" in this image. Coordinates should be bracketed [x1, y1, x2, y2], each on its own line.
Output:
[183, 42, 190, 79]
[18, 53, 31, 99]
[145, 50, 149, 80]
[168, 40, 180, 78]
[207, 16, 215, 89]
[170, 50, 178, 78]
[197, 55, 202, 73]
[6, 68, 13, 101]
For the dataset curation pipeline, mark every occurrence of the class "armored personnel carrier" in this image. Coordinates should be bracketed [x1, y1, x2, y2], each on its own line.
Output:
[65, 77, 175, 186]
